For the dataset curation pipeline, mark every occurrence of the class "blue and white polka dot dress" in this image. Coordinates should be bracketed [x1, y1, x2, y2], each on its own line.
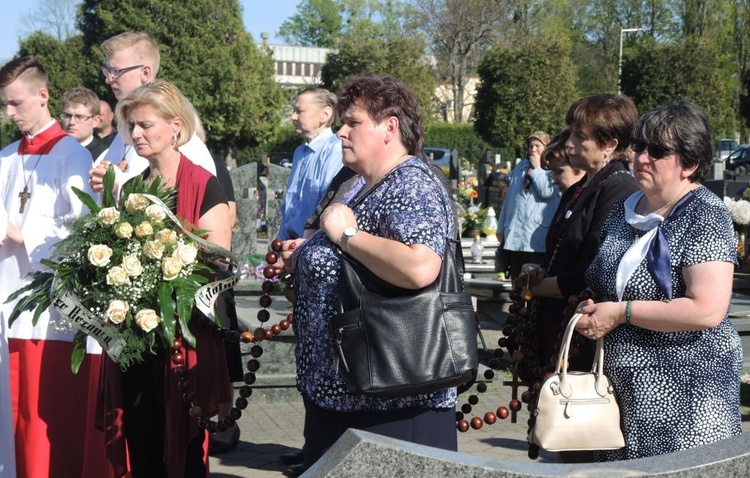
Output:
[586, 186, 743, 460]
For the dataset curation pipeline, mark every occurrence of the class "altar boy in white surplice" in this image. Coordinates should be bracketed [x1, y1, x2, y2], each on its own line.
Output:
[0, 56, 112, 478]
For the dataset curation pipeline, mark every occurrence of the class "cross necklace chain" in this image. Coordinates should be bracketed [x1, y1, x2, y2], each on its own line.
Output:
[19, 153, 43, 214]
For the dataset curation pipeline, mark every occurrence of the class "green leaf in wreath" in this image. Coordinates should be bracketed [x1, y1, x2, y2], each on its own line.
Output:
[101, 165, 117, 208]
[158, 281, 176, 347]
[173, 278, 197, 348]
[71, 186, 102, 214]
[71, 331, 87, 374]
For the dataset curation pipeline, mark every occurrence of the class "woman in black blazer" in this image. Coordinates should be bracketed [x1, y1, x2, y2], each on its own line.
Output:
[520, 94, 639, 373]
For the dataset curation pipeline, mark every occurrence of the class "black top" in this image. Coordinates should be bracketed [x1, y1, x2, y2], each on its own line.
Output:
[85, 135, 109, 163]
[211, 153, 235, 202]
[98, 129, 117, 148]
[544, 160, 637, 298]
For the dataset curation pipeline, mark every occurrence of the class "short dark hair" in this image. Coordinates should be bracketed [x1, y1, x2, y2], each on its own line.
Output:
[336, 76, 424, 155]
[633, 99, 712, 182]
[566, 94, 638, 160]
[0, 56, 48, 90]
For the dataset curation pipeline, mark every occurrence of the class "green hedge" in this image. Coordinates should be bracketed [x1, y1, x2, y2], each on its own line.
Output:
[424, 123, 511, 168]
[237, 122, 516, 170]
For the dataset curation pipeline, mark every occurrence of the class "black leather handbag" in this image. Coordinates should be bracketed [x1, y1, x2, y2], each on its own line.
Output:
[329, 164, 481, 398]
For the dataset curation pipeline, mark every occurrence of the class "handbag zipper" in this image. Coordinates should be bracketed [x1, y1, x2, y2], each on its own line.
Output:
[559, 397, 611, 418]
[334, 323, 359, 373]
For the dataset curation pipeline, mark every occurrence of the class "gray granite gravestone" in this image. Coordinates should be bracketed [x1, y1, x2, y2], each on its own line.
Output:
[267, 163, 291, 241]
[306, 428, 750, 477]
[229, 162, 259, 260]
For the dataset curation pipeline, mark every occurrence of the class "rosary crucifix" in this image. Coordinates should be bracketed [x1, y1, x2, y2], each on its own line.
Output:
[19, 186, 30, 213]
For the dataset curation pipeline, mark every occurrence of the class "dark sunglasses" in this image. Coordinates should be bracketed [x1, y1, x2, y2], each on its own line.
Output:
[630, 139, 674, 160]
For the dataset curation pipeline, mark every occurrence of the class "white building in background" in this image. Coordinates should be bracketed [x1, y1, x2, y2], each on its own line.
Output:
[434, 75, 479, 123]
[263, 42, 334, 89]
[260, 36, 476, 124]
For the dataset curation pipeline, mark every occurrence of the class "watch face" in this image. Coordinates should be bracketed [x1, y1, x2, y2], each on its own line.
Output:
[344, 227, 358, 237]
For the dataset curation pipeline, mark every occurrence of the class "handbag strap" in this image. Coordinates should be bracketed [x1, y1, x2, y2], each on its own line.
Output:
[556, 313, 607, 398]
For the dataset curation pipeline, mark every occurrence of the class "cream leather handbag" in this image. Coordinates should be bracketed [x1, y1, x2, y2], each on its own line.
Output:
[528, 313, 625, 452]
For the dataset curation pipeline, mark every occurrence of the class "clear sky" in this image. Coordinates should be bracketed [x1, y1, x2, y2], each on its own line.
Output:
[0, 0, 300, 63]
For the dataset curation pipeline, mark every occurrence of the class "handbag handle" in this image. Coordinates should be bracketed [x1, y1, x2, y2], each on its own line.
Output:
[556, 313, 608, 398]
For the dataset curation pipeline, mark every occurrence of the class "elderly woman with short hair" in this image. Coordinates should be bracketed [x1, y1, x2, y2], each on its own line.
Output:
[575, 99, 743, 460]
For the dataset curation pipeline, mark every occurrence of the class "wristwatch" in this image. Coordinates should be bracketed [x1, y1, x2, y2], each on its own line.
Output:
[340, 227, 359, 253]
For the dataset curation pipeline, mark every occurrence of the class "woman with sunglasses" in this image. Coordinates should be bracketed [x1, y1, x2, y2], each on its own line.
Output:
[574, 99, 742, 460]
[518, 95, 638, 383]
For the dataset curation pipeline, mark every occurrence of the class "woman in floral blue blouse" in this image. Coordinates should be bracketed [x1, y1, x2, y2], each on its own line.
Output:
[289, 76, 457, 471]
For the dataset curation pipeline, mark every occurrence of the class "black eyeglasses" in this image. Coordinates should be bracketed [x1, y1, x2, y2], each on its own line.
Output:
[101, 64, 143, 80]
[60, 113, 93, 123]
[630, 139, 674, 160]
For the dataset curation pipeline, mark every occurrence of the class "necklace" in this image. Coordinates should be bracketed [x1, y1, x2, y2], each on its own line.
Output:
[19, 154, 43, 214]
[639, 182, 691, 217]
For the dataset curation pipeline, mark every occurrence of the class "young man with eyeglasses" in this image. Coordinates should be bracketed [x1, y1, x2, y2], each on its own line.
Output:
[88, 31, 216, 194]
[0, 56, 111, 478]
[61, 87, 109, 163]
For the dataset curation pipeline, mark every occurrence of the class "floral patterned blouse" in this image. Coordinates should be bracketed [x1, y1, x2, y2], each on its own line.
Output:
[291, 157, 458, 412]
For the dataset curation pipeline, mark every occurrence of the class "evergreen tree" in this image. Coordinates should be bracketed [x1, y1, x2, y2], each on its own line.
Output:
[473, 35, 576, 154]
[77, 0, 284, 165]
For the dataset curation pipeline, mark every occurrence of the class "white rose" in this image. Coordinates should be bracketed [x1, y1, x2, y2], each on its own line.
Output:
[125, 194, 150, 213]
[134, 221, 153, 238]
[114, 222, 134, 239]
[155, 228, 178, 245]
[173, 243, 199, 266]
[106, 300, 129, 324]
[97, 207, 121, 226]
[135, 309, 160, 333]
[121, 255, 144, 277]
[145, 204, 167, 224]
[106, 266, 130, 286]
[88, 244, 114, 267]
[144, 240, 165, 259]
[162, 256, 182, 281]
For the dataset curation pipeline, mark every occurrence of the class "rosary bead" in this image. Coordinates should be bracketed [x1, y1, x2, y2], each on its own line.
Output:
[484, 369, 495, 380]
[461, 403, 472, 414]
[455, 411, 464, 421]
[177, 379, 191, 391]
[265, 252, 278, 264]
[250, 345, 264, 358]
[468, 395, 479, 405]
[239, 385, 253, 397]
[206, 421, 217, 434]
[246, 359, 260, 372]
[279, 320, 290, 330]
[216, 421, 227, 433]
[261, 280, 275, 293]
[229, 408, 242, 420]
[271, 324, 282, 335]
[242, 373, 256, 386]
[257, 309, 270, 323]
[235, 397, 249, 409]
[263, 266, 276, 279]
[476, 383, 488, 393]
[253, 328, 266, 341]
[271, 239, 283, 252]
[240, 331, 254, 343]
[497, 407, 509, 419]
[457, 420, 470, 433]
[197, 417, 209, 429]
[259, 295, 273, 308]
[171, 353, 185, 365]
[509, 399, 522, 412]
[470, 417, 483, 430]
[229, 330, 241, 343]
[222, 416, 235, 428]
[484, 412, 497, 425]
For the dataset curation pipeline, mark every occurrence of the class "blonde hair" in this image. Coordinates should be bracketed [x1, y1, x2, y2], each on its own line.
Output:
[62, 87, 101, 115]
[101, 31, 161, 77]
[116, 79, 196, 147]
[0, 56, 48, 90]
